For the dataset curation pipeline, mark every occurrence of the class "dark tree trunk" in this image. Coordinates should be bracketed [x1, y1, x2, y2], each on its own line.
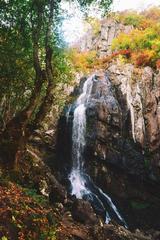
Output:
[0, 69, 44, 169]
[0, 4, 45, 169]
[0, 1, 56, 169]
[35, 1, 55, 127]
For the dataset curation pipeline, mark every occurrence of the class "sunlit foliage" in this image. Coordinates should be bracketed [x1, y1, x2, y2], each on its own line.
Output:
[111, 7, 160, 68]
[67, 48, 97, 73]
[86, 17, 101, 36]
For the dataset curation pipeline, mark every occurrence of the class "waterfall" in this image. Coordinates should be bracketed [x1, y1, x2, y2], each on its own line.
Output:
[68, 74, 127, 228]
[69, 75, 93, 199]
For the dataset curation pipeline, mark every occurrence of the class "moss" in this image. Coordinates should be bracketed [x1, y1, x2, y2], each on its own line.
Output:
[130, 200, 150, 209]
[23, 187, 48, 205]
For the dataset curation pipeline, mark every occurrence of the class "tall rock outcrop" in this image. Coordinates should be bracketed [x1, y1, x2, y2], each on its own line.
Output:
[77, 18, 133, 56]
[82, 65, 160, 182]
[59, 66, 160, 182]
[69, 17, 160, 181]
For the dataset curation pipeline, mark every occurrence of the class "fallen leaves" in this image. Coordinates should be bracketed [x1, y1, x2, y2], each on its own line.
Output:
[0, 182, 57, 240]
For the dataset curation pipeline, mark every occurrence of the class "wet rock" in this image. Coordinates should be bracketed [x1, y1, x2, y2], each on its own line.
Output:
[71, 199, 98, 225]
[84, 70, 146, 177]
[90, 224, 153, 240]
[108, 64, 160, 181]
[49, 183, 67, 204]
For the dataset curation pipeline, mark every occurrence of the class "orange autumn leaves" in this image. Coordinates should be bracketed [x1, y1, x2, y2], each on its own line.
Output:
[0, 183, 57, 240]
[67, 49, 97, 74]
[111, 7, 160, 68]
[68, 7, 160, 73]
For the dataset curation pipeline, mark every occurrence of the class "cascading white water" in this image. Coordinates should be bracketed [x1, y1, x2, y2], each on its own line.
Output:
[69, 74, 127, 227]
[72, 104, 86, 170]
[69, 76, 93, 198]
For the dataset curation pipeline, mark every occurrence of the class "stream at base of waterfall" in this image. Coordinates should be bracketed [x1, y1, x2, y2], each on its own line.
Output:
[68, 75, 127, 228]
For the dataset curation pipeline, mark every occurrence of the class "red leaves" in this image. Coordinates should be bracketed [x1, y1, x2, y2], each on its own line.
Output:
[156, 59, 160, 69]
[0, 183, 57, 240]
[112, 49, 131, 58]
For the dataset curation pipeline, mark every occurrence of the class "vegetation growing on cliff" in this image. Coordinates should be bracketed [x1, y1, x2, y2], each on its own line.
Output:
[112, 7, 160, 68]
[66, 7, 160, 73]
[67, 48, 97, 74]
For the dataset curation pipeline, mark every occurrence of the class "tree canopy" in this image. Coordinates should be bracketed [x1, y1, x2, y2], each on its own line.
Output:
[0, 0, 113, 167]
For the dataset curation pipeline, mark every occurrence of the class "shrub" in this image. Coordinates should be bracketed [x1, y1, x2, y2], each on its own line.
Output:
[156, 59, 160, 69]
[123, 12, 143, 27]
[86, 17, 101, 36]
[131, 50, 155, 67]
[67, 48, 97, 73]
[115, 7, 160, 29]
[111, 20, 160, 68]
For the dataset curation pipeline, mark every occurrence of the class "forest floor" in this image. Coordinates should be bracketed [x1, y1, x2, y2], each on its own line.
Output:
[0, 177, 58, 240]
[1, 175, 160, 240]
[1, 138, 160, 240]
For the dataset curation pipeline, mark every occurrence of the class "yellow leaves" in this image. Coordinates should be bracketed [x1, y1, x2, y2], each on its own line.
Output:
[111, 11, 160, 68]
[151, 39, 160, 52]
[0, 182, 57, 240]
[111, 32, 132, 50]
[86, 17, 101, 36]
[67, 48, 97, 74]
[114, 7, 160, 30]
[1, 237, 8, 240]
[118, 55, 127, 65]
[12, 215, 16, 222]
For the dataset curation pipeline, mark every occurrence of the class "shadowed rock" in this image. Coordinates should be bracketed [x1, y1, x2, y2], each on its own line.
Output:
[71, 199, 98, 225]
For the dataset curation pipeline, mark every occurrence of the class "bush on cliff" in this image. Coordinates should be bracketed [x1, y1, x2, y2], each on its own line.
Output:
[111, 7, 160, 68]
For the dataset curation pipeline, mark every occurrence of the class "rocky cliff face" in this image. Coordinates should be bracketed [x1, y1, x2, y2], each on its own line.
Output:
[60, 66, 160, 181]
[58, 67, 160, 229]
[57, 17, 160, 230]
[71, 17, 160, 182]
[108, 64, 160, 180]
[77, 67, 160, 182]
[77, 18, 133, 56]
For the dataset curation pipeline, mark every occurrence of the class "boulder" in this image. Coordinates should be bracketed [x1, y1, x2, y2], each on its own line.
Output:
[49, 178, 67, 204]
[71, 199, 98, 225]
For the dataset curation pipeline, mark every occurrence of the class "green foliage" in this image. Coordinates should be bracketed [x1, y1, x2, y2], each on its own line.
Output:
[53, 47, 73, 84]
[77, 0, 112, 14]
[0, 0, 73, 128]
[121, 12, 143, 27]
[115, 7, 160, 29]
[111, 8, 160, 67]
[0, 0, 113, 129]
[67, 48, 97, 73]
[86, 17, 101, 36]
[23, 188, 47, 205]
[40, 227, 57, 240]
[130, 201, 150, 210]
[0, 7, 34, 125]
